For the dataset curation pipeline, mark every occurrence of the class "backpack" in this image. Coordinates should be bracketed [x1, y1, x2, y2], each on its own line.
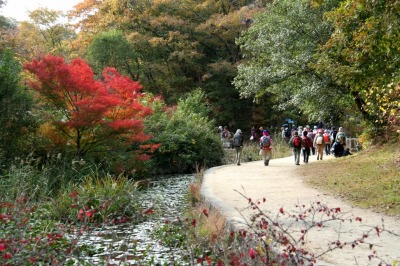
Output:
[316, 135, 324, 145]
[284, 129, 291, 138]
[293, 136, 301, 148]
[233, 135, 242, 147]
[330, 131, 337, 142]
[301, 136, 312, 148]
[336, 132, 345, 143]
[260, 136, 271, 148]
[323, 133, 330, 142]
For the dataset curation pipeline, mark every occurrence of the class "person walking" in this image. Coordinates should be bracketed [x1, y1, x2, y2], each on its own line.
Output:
[313, 129, 326, 160]
[221, 126, 231, 148]
[259, 130, 272, 166]
[250, 126, 258, 144]
[306, 126, 316, 155]
[289, 131, 303, 165]
[323, 129, 331, 155]
[232, 129, 244, 165]
[301, 130, 313, 163]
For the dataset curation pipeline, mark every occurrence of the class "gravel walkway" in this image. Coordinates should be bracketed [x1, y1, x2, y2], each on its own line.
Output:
[201, 154, 400, 265]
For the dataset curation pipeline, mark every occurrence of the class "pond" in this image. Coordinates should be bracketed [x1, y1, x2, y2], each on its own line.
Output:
[74, 174, 195, 265]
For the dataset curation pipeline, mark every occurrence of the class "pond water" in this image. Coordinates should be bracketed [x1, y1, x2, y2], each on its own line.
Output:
[75, 174, 195, 265]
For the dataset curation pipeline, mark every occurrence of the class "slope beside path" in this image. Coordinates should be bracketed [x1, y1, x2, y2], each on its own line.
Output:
[201, 154, 400, 266]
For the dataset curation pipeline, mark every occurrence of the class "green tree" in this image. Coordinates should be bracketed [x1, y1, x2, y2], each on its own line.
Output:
[234, 0, 350, 125]
[86, 29, 139, 80]
[144, 90, 223, 174]
[312, 0, 400, 133]
[71, 0, 261, 129]
[0, 50, 36, 168]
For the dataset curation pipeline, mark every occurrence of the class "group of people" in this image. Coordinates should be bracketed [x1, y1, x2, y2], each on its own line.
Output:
[220, 124, 352, 167]
[287, 125, 350, 165]
[219, 125, 273, 167]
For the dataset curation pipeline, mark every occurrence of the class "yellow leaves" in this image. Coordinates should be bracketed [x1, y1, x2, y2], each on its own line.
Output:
[148, 37, 167, 46]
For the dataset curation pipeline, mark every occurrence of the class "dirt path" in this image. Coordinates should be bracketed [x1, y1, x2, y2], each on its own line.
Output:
[201, 154, 400, 265]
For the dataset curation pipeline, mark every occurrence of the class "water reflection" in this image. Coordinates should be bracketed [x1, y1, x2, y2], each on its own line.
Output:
[76, 174, 194, 265]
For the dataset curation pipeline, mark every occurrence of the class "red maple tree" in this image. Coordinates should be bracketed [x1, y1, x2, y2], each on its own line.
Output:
[24, 55, 158, 168]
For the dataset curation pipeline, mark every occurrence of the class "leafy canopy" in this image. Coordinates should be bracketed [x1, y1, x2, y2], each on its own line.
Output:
[234, 0, 348, 123]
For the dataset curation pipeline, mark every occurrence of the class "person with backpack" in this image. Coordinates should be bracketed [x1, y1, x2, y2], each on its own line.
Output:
[301, 130, 313, 163]
[307, 126, 316, 155]
[221, 126, 231, 148]
[249, 126, 258, 144]
[332, 127, 347, 157]
[330, 127, 338, 145]
[335, 127, 347, 145]
[313, 129, 326, 160]
[289, 131, 303, 165]
[259, 129, 272, 166]
[232, 129, 244, 165]
[323, 129, 331, 155]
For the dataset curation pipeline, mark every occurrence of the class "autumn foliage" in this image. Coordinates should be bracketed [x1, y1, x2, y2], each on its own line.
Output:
[24, 55, 158, 170]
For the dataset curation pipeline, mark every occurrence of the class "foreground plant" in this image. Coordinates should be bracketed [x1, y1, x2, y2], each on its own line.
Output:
[154, 192, 398, 265]
[0, 196, 78, 264]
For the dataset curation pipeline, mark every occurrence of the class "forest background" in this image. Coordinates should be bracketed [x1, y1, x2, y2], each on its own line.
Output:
[0, 0, 399, 176]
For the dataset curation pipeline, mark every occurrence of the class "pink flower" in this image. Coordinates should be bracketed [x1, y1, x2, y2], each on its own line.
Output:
[0, 243, 6, 252]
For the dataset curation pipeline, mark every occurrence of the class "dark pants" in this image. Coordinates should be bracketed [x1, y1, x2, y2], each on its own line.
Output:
[325, 143, 331, 155]
[302, 147, 310, 163]
[293, 148, 301, 164]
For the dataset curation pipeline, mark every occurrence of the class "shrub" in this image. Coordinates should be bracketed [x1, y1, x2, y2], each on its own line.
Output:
[44, 174, 142, 224]
[144, 90, 224, 174]
[0, 197, 77, 264]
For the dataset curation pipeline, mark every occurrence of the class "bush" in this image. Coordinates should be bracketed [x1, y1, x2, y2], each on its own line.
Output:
[144, 90, 224, 174]
[45, 174, 141, 224]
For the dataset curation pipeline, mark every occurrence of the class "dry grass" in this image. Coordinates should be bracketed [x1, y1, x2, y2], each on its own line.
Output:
[190, 202, 227, 244]
[297, 143, 400, 216]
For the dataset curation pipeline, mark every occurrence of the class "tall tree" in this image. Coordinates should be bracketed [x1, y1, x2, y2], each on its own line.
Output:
[312, 0, 400, 132]
[24, 55, 157, 172]
[86, 29, 139, 80]
[14, 8, 75, 62]
[234, 0, 348, 125]
[0, 50, 36, 168]
[70, 0, 262, 129]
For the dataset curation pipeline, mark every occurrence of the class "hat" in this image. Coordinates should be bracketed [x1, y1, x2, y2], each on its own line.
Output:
[314, 126, 317, 129]
[306, 125, 310, 128]
[236, 129, 242, 134]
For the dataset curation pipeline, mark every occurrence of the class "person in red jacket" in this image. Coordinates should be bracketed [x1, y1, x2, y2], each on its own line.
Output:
[259, 130, 272, 166]
[301, 130, 313, 163]
[323, 129, 331, 155]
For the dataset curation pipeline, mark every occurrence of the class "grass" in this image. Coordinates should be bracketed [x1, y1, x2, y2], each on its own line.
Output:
[297, 143, 400, 216]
